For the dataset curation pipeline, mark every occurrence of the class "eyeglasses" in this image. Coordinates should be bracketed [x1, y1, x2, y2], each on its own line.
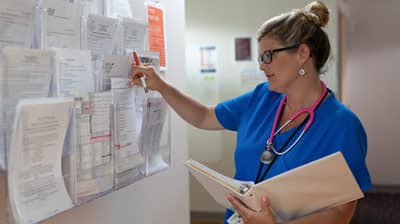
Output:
[258, 45, 299, 65]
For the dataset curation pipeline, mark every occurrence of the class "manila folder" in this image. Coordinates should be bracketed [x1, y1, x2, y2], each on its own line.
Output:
[247, 151, 364, 221]
[185, 159, 254, 210]
[186, 152, 364, 222]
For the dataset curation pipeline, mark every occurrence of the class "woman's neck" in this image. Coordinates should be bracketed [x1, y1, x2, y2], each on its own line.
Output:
[284, 78, 323, 112]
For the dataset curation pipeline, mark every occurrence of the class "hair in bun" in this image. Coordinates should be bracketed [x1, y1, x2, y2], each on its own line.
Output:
[304, 1, 330, 28]
[257, 1, 331, 73]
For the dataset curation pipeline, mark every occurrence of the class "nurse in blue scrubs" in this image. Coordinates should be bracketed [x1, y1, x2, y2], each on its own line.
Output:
[131, 1, 372, 223]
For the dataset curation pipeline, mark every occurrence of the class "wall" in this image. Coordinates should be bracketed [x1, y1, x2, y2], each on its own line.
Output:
[340, 0, 400, 185]
[185, 0, 339, 212]
[34, 0, 190, 223]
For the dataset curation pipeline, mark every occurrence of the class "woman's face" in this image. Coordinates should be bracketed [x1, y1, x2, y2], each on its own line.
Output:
[258, 36, 300, 93]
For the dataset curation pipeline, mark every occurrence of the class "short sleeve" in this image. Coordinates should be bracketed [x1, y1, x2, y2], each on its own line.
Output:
[215, 90, 254, 131]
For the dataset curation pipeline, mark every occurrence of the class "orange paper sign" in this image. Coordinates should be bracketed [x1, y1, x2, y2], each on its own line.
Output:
[147, 5, 166, 68]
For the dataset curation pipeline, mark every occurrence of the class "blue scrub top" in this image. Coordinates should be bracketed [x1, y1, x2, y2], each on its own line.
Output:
[215, 82, 372, 223]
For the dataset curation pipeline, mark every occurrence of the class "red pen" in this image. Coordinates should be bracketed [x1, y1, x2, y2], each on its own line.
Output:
[132, 51, 148, 93]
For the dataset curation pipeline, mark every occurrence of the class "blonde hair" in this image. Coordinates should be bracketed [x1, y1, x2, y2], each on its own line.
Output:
[257, 1, 330, 72]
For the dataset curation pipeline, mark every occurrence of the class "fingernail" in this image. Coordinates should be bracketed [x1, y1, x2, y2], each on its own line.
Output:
[262, 196, 267, 203]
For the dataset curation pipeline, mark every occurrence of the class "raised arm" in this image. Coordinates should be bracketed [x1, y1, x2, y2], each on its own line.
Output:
[131, 64, 224, 130]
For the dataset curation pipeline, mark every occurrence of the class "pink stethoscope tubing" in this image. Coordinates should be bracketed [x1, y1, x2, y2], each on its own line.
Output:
[266, 81, 327, 156]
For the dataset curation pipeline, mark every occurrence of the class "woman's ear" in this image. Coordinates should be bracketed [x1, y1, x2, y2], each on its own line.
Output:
[297, 43, 311, 64]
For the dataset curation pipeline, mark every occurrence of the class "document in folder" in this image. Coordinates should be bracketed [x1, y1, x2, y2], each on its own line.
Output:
[185, 152, 364, 222]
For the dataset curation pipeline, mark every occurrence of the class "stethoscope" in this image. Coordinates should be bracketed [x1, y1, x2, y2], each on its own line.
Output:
[260, 81, 327, 164]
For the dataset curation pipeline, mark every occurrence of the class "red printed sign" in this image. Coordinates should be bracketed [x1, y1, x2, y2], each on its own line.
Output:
[147, 5, 166, 68]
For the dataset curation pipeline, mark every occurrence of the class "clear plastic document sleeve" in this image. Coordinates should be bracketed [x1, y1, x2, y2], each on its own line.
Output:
[0, 0, 36, 50]
[7, 98, 74, 224]
[112, 78, 144, 188]
[41, 0, 83, 49]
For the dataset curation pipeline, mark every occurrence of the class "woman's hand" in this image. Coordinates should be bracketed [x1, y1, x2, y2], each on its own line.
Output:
[227, 193, 277, 224]
[130, 64, 166, 92]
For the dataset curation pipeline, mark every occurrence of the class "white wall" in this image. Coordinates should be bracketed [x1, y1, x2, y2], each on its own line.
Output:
[38, 0, 190, 223]
[185, 0, 338, 212]
[340, 0, 400, 185]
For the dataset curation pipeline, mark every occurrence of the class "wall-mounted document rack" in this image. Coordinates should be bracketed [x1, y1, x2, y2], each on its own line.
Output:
[0, 0, 170, 223]
[1, 92, 170, 224]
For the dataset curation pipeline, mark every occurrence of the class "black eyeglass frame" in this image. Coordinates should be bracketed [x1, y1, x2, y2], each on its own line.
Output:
[258, 45, 299, 65]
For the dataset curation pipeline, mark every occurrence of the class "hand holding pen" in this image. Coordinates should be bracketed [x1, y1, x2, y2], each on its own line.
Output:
[131, 51, 148, 93]
[130, 56, 165, 92]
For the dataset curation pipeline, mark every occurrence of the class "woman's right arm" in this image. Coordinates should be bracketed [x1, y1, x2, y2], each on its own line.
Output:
[131, 65, 224, 130]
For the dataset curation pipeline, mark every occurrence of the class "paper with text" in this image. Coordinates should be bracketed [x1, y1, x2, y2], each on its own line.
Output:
[2, 47, 53, 168]
[54, 48, 94, 97]
[80, 0, 104, 16]
[7, 97, 74, 224]
[0, 0, 35, 50]
[141, 96, 169, 175]
[105, 0, 133, 19]
[146, 3, 167, 69]
[42, 0, 82, 48]
[112, 78, 143, 186]
[75, 96, 113, 200]
[101, 55, 131, 90]
[86, 15, 118, 56]
[121, 18, 147, 51]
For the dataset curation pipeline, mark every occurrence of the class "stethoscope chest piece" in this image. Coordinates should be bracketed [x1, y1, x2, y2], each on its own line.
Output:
[260, 150, 275, 164]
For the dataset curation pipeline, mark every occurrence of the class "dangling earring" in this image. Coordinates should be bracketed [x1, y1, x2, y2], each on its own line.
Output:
[298, 68, 305, 76]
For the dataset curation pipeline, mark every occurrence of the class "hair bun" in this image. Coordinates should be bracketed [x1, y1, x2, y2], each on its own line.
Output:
[304, 1, 329, 27]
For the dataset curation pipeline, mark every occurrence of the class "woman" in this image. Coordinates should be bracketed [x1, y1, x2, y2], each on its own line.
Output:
[131, 1, 371, 223]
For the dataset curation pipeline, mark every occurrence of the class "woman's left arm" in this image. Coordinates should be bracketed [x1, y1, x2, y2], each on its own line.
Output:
[227, 194, 357, 224]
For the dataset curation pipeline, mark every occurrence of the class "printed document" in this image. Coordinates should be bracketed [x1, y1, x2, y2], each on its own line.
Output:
[146, 3, 167, 69]
[80, 0, 104, 16]
[141, 96, 168, 175]
[185, 152, 364, 223]
[7, 98, 74, 224]
[121, 18, 147, 51]
[2, 47, 53, 158]
[54, 48, 94, 97]
[105, 0, 133, 18]
[137, 51, 160, 71]
[86, 15, 118, 56]
[101, 55, 131, 90]
[112, 78, 143, 186]
[75, 97, 113, 200]
[42, 0, 82, 48]
[2, 47, 53, 110]
[0, 0, 35, 50]
[89, 91, 112, 135]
